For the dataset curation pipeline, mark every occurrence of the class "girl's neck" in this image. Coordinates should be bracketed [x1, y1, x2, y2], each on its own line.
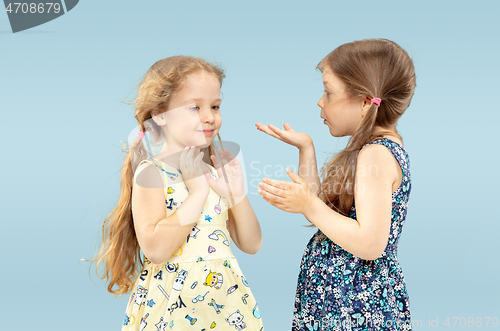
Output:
[153, 143, 203, 169]
[372, 126, 403, 146]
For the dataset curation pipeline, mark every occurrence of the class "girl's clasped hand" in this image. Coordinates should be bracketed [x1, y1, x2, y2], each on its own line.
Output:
[179, 146, 210, 197]
[207, 148, 246, 207]
[180, 145, 245, 205]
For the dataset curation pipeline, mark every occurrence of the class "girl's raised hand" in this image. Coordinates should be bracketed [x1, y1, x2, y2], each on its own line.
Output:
[257, 167, 314, 214]
[205, 148, 245, 208]
[179, 146, 210, 198]
[255, 122, 313, 150]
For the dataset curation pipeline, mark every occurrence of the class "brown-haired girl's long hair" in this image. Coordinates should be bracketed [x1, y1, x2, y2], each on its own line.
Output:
[319, 39, 416, 219]
[91, 56, 225, 296]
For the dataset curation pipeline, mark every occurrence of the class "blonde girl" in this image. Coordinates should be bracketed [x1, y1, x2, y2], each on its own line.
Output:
[93, 56, 264, 330]
[256, 39, 416, 330]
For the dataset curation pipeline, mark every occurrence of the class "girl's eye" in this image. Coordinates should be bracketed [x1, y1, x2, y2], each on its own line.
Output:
[212, 105, 220, 111]
[190, 106, 200, 111]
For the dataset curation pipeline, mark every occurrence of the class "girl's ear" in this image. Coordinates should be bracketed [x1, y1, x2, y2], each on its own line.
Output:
[151, 109, 167, 126]
[360, 97, 372, 118]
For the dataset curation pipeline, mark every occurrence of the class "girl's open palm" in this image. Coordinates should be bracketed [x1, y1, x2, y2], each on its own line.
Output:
[205, 149, 245, 207]
[255, 122, 312, 150]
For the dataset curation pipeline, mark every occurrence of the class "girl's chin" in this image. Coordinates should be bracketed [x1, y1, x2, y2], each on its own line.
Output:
[328, 128, 345, 138]
[193, 139, 213, 149]
[190, 131, 219, 148]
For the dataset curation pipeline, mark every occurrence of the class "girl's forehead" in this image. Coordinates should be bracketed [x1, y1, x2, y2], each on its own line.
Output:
[322, 67, 334, 81]
[322, 71, 337, 87]
[323, 69, 346, 91]
[184, 71, 219, 87]
[177, 72, 220, 98]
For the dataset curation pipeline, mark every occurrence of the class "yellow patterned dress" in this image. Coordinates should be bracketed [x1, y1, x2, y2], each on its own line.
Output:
[122, 157, 264, 331]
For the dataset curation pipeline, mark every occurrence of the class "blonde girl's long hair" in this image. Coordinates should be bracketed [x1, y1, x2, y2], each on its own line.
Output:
[91, 56, 225, 296]
[319, 39, 416, 219]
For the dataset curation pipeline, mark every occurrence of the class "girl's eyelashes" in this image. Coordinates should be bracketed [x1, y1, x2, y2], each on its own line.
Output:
[189, 105, 220, 111]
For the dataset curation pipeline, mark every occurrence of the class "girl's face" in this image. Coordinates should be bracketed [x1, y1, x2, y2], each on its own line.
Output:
[318, 66, 364, 137]
[161, 70, 222, 150]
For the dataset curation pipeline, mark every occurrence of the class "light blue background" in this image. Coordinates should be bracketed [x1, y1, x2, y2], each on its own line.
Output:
[1, 0, 499, 330]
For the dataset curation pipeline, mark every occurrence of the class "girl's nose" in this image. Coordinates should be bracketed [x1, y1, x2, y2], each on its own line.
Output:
[201, 108, 215, 123]
[317, 95, 324, 109]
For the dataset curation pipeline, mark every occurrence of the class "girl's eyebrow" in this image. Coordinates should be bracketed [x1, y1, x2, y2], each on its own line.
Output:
[185, 98, 222, 103]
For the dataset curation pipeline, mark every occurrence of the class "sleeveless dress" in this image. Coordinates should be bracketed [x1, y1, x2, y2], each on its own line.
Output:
[293, 138, 412, 331]
[122, 157, 264, 331]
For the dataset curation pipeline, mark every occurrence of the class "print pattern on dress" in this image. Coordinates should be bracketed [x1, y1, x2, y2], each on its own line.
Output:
[293, 138, 412, 331]
[226, 310, 247, 330]
[122, 157, 264, 330]
[203, 270, 224, 289]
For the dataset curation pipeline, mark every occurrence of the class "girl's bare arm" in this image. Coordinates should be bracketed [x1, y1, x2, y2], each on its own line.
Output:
[227, 196, 262, 255]
[298, 144, 322, 196]
[132, 163, 207, 264]
[259, 144, 397, 260]
[302, 144, 396, 260]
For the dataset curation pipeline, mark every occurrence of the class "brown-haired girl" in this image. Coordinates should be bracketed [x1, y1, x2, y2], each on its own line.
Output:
[256, 39, 416, 330]
[93, 56, 264, 330]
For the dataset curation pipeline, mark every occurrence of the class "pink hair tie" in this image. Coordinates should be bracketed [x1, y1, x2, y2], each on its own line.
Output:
[371, 98, 381, 107]
[137, 131, 145, 138]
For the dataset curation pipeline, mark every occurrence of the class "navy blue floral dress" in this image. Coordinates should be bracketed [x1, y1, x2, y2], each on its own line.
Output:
[293, 138, 412, 331]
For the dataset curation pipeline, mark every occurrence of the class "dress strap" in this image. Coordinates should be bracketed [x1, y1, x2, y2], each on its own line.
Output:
[362, 138, 410, 173]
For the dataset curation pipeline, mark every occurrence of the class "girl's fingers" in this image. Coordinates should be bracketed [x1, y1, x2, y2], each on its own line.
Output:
[283, 123, 294, 132]
[180, 146, 189, 170]
[268, 124, 284, 136]
[210, 154, 221, 168]
[188, 146, 198, 172]
[223, 149, 234, 159]
[257, 186, 287, 203]
[269, 124, 293, 141]
[261, 194, 286, 209]
[255, 123, 281, 140]
[255, 123, 275, 135]
[185, 145, 193, 161]
[217, 148, 229, 166]
[259, 181, 286, 198]
[229, 157, 240, 170]
[194, 150, 204, 168]
[262, 177, 289, 190]
[223, 149, 239, 168]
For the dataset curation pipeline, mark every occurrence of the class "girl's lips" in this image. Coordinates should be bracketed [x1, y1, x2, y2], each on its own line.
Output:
[198, 130, 214, 135]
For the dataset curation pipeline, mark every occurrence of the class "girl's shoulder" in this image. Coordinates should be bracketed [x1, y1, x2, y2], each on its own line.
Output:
[361, 137, 410, 169]
[133, 158, 168, 189]
[358, 140, 399, 168]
